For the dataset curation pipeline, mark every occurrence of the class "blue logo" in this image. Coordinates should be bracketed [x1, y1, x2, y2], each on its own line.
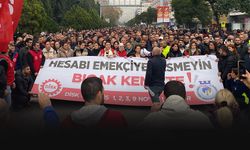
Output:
[195, 81, 217, 101]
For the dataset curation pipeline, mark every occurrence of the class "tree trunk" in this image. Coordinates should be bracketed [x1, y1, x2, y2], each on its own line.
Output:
[208, 0, 221, 31]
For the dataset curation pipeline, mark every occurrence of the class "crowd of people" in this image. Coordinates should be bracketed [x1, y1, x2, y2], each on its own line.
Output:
[0, 26, 250, 131]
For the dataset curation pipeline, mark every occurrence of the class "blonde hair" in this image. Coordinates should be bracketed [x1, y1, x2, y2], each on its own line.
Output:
[215, 89, 239, 129]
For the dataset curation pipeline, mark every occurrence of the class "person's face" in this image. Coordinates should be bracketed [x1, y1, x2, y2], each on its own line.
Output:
[126, 43, 132, 49]
[215, 38, 221, 44]
[50, 41, 55, 48]
[105, 42, 111, 50]
[228, 46, 234, 52]
[27, 40, 33, 47]
[209, 43, 215, 50]
[191, 43, 196, 49]
[8, 45, 15, 53]
[239, 35, 244, 42]
[141, 40, 146, 47]
[152, 41, 158, 48]
[135, 46, 141, 53]
[184, 36, 189, 42]
[80, 43, 86, 49]
[231, 71, 237, 79]
[34, 43, 40, 51]
[235, 38, 241, 45]
[114, 42, 119, 48]
[172, 44, 178, 51]
[178, 41, 184, 47]
[169, 35, 174, 42]
[119, 45, 124, 51]
[45, 42, 51, 49]
[63, 43, 69, 49]
[204, 37, 209, 43]
[23, 66, 31, 76]
[94, 43, 99, 49]
[55, 42, 60, 49]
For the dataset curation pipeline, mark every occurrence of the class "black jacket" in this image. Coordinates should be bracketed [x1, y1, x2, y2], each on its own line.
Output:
[145, 55, 166, 87]
[12, 71, 33, 104]
[219, 53, 238, 81]
[244, 54, 250, 72]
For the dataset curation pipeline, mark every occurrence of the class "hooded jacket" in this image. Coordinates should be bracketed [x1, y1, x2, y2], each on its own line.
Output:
[63, 105, 127, 129]
[140, 95, 213, 130]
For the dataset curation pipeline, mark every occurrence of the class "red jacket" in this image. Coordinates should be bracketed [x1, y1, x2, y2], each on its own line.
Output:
[62, 109, 127, 129]
[0, 54, 14, 86]
[28, 49, 44, 74]
[117, 50, 127, 57]
[98, 48, 116, 56]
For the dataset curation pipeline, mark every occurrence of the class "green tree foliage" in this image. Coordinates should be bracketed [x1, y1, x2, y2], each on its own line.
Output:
[126, 7, 157, 26]
[18, 0, 57, 34]
[206, 0, 237, 28]
[172, 0, 212, 27]
[18, 0, 109, 34]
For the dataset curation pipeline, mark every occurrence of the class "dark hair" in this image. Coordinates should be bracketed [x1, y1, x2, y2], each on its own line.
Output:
[81, 77, 103, 102]
[22, 64, 30, 70]
[25, 38, 33, 43]
[164, 81, 186, 99]
[231, 68, 238, 75]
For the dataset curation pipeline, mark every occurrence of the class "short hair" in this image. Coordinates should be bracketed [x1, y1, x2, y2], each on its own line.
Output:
[25, 38, 33, 43]
[22, 64, 30, 70]
[81, 77, 103, 102]
[164, 81, 186, 99]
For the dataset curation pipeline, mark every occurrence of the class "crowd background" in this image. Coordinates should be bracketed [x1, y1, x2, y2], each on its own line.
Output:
[1, 25, 250, 132]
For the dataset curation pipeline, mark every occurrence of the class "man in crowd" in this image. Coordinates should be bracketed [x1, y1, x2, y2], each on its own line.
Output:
[17, 38, 33, 70]
[140, 81, 213, 130]
[145, 47, 166, 108]
[12, 65, 33, 110]
[38, 77, 127, 129]
[27, 41, 45, 80]
[0, 49, 15, 107]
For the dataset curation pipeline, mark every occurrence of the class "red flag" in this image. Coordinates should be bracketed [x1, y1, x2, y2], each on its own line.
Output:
[0, 0, 13, 52]
[10, 0, 24, 31]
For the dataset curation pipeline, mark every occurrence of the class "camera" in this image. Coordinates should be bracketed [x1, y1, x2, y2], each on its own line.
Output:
[238, 60, 246, 79]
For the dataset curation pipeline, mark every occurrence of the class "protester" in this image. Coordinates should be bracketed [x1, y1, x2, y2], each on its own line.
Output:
[42, 41, 57, 59]
[27, 41, 45, 80]
[140, 81, 213, 130]
[98, 41, 117, 57]
[226, 68, 250, 110]
[57, 41, 74, 58]
[117, 43, 127, 57]
[0, 50, 15, 107]
[62, 77, 127, 128]
[12, 65, 33, 110]
[38, 93, 60, 128]
[145, 47, 166, 106]
[211, 89, 242, 129]
[17, 38, 33, 70]
[37, 77, 127, 129]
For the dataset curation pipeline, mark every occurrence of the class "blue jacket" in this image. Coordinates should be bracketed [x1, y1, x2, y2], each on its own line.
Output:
[43, 106, 60, 128]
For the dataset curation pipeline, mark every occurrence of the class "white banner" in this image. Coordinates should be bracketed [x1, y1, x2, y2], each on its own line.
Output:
[32, 55, 224, 106]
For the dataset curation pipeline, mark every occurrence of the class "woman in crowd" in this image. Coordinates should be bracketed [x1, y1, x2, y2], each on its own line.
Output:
[186, 42, 201, 56]
[168, 43, 182, 58]
[58, 41, 74, 58]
